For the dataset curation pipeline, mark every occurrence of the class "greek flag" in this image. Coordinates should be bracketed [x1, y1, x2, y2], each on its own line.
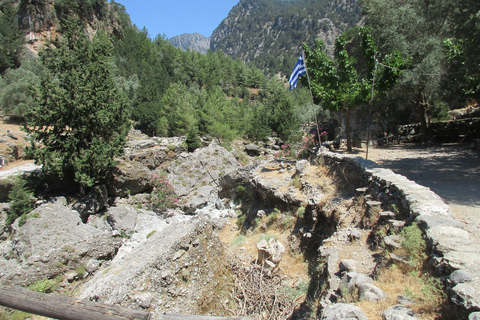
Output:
[288, 53, 307, 90]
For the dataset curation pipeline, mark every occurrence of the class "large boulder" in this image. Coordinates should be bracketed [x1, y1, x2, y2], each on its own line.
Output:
[166, 140, 240, 214]
[107, 161, 152, 197]
[0, 199, 122, 286]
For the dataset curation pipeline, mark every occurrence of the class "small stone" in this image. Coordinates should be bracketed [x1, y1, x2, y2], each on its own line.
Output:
[398, 294, 415, 306]
[384, 235, 403, 249]
[86, 259, 101, 274]
[66, 272, 79, 283]
[321, 303, 368, 320]
[349, 229, 362, 241]
[469, 312, 480, 320]
[339, 259, 358, 273]
[358, 283, 387, 301]
[135, 292, 153, 309]
[383, 305, 417, 320]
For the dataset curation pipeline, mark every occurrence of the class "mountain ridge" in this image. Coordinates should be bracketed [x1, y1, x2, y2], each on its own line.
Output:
[169, 33, 211, 54]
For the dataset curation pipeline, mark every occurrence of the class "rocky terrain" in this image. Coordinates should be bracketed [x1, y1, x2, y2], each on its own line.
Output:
[169, 33, 211, 54]
[0, 132, 479, 319]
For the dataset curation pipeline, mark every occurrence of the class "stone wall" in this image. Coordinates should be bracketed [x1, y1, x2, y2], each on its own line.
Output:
[323, 151, 480, 313]
[396, 118, 480, 144]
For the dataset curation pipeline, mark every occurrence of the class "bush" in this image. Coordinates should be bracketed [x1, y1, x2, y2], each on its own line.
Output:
[6, 176, 33, 226]
[150, 173, 178, 213]
[401, 223, 427, 268]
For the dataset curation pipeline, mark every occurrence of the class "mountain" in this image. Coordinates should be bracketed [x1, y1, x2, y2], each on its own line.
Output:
[8, 0, 131, 53]
[211, 0, 363, 75]
[169, 33, 211, 54]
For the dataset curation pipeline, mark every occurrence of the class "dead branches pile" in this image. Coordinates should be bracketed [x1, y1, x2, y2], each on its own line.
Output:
[231, 262, 304, 320]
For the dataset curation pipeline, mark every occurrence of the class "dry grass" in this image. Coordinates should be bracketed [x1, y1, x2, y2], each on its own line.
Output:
[357, 265, 446, 320]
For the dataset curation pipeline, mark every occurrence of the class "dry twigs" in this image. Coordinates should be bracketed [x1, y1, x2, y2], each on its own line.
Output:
[231, 262, 302, 320]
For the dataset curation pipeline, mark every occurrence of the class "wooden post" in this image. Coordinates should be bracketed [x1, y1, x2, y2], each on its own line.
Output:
[0, 285, 252, 320]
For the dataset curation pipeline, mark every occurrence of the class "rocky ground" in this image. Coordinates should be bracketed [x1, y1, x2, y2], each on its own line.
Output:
[0, 132, 479, 320]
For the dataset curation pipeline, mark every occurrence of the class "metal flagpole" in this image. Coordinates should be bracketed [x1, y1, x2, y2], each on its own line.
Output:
[302, 49, 324, 163]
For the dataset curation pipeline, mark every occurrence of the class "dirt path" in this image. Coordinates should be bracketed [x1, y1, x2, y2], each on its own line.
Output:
[340, 143, 480, 242]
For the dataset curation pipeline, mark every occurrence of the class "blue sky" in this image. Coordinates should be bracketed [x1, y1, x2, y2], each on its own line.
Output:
[116, 0, 240, 39]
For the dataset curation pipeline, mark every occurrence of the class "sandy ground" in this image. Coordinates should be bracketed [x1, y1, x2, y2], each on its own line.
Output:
[341, 143, 480, 242]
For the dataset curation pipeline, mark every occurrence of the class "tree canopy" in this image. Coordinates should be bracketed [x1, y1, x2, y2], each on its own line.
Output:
[25, 18, 130, 188]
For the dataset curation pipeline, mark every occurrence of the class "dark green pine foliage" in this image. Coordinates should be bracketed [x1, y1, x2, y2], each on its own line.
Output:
[6, 175, 33, 226]
[25, 18, 130, 188]
[0, 0, 24, 74]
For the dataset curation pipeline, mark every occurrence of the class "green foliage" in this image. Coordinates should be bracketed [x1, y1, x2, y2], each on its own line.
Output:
[28, 277, 58, 293]
[6, 176, 33, 226]
[0, 0, 24, 74]
[150, 173, 178, 212]
[146, 230, 157, 238]
[296, 206, 306, 219]
[401, 223, 427, 268]
[25, 18, 130, 187]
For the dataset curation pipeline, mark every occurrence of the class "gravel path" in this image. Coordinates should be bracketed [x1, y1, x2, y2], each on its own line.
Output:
[348, 143, 480, 242]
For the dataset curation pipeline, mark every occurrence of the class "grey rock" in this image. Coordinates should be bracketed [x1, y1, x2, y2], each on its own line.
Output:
[427, 226, 470, 246]
[397, 294, 415, 306]
[339, 259, 358, 273]
[66, 272, 79, 282]
[451, 283, 480, 310]
[384, 235, 403, 250]
[349, 229, 362, 241]
[244, 143, 262, 156]
[126, 139, 157, 149]
[107, 161, 152, 197]
[321, 303, 368, 320]
[449, 270, 475, 286]
[107, 206, 138, 235]
[358, 283, 387, 301]
[134, 291, 153, 309]
[382, 305, 417, 320]
[85, 259, 101, 274]
[339, 272, 373, 294]
[257, 238, 285, 268]
[295, 160, 310, 177]
[415, 215, 464, 230]
[470, 312, 480, 320]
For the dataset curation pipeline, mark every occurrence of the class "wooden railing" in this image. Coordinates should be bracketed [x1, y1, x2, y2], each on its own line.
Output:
[0, 285, 252, 320]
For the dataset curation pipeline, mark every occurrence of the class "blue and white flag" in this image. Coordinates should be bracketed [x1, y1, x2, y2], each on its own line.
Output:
[288, 53, 307, 90]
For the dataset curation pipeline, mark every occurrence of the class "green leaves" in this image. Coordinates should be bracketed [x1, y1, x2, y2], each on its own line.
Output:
[25, 18, 130, 188]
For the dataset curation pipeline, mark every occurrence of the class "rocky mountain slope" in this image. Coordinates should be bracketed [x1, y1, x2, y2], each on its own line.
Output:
[211, 0, 363, 75]
[169, 33, 211, 54]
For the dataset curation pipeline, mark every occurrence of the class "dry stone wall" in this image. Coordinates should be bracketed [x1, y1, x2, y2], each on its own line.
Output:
[323, 151, 480, 315]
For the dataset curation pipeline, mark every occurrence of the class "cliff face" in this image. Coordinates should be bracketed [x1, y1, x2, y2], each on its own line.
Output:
[7, 0, 130, 53]
[169, 33, 211, 54]
[210, 0, 362, 75]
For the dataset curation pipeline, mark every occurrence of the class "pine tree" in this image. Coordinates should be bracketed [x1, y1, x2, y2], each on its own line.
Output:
[25, 18, 130, 188]
[0, 0, 24, 74]
[6, 175, 33, 226]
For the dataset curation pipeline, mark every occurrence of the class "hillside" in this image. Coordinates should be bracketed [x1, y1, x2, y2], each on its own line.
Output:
[211, 0, 363, 75]
[169, 33, 211, 54]
[6, 0, 130, 53]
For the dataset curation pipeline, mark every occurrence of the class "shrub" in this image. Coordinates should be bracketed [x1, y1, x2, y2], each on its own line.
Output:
[401, 223, 427, 268]
[6, 175, 33, 226]
[150, 173, 178, 213]
[28, 278, 57, 293]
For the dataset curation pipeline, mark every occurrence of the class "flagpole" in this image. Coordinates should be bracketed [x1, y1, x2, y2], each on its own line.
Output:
[302, 49, 324, 163]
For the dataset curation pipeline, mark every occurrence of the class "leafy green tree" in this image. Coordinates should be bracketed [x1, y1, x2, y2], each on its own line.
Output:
[25, 19, 130, 188]
[361, 0, 451, 142]
[0, 0, 24, 74]
[303, 27, 406, 151]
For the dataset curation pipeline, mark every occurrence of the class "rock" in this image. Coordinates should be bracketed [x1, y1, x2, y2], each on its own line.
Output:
[73, 185, 109, 221]
[449, 270, 475, 286]
[257, 238, 285, 269]
[320, 303, 368, 320]
[85, 259, 101, 274]
[358, 283, 387, 301]
[382, 305, 417, 320]
[470, 312, 480, 320]
[245, 144, 262, 156]
[451, 283, 480, 310]
[339, 272, 373, 294]
[397, 294, 415, 306]
[295, 160, 309, 177]
[349, 229, 362, 242]
[134, 291, 153, 309]
[384, 235, 403, 250]
[415, 215, 464, 230]
[107, 161, 152, 197]
[426, 226, 470, 246]
[66, 272, 79, 283]
[125, 139, 157, 149]
[339, 260, 358, 273]
[107, 206, 138, 235]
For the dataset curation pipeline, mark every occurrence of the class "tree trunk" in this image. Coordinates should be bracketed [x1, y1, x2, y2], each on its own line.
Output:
[345, 110, 352, 152]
